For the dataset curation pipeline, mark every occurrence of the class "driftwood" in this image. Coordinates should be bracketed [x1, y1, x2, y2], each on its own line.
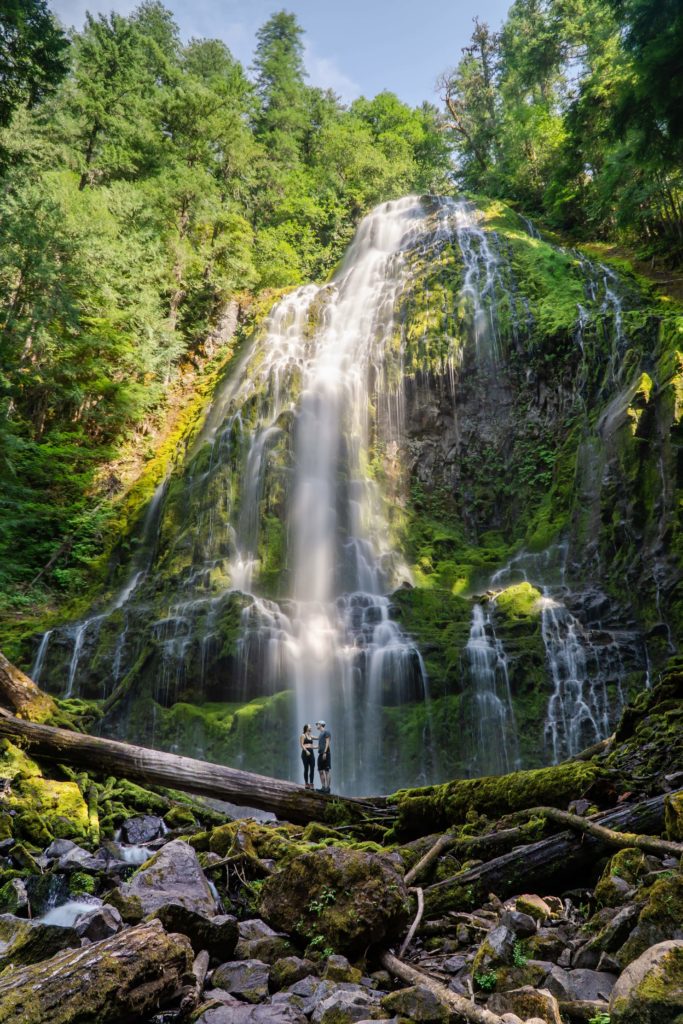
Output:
[380, 950, 503, 1024]
[180, 949, 210, 1014]
[0, 919, 192, 1024]
[523, 804, 683, 858]
[405, 832, 457, 886]
[399, 886, 424, 957]
[0, 651, 58, 722]
[0, 708, 388, 826]
[423, 791, 678, 917]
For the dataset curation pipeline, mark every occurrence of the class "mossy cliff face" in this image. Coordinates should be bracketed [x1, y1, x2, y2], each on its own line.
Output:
[16, 194, 682, 787]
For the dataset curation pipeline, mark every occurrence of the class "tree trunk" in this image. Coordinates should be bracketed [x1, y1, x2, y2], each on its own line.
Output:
[423, 791, 676, 917]
[0, 651, 59, 723]
[0, 708, 389, 826]
[0, 919, 192, 1024]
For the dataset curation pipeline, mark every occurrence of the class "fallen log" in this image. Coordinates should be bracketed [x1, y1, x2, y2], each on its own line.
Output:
[0, 708, 389, 826]
[380, 950, 503, 1024]
[523, 804, 683, 858]
[0, 919, 192, 1024]
[423, 790, 678, 918]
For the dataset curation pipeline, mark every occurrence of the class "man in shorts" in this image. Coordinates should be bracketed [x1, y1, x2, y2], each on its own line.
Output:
[316, 720, 331, 793]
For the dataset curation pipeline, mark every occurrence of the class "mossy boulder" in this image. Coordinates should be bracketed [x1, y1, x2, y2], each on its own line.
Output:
[665, 792, 683, 842]
[610, 939, 683, 1023]
[0, 914, 79, 970]
[258, 846, 411, 956]
[487, 985, 562, 1024]
[0, 741, 89, 845]
[381, 983, 451, 1022]
[618, 874, 683, 966]
[594, 848, 657, 906]
[106, 839, 215, 921]
[494, 582, 542, 621]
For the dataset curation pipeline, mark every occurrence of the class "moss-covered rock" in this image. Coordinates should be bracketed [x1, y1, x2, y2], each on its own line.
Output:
[594, 848, 657, 907]
[610, 939, 683, 1024]
[258, 846, 411, 956]
[618, 874, 683, 966]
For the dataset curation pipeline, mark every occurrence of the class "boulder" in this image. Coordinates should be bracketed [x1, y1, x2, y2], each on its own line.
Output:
[594, 848, 658, 907]
[239, 919, 280, 941]
[573, 903, 641, 969]
[487, 986, 562, 1024]
[0, 878, 28, 916]
[664, 791, 683, 842]
[236, 933, 295, 964]
[151, 904, 238, 959]
[381, 983, 450, 1022]
[500, 910, 538, 938]
[472, 924, 516, 974]
[323, 954, 362, 984]
[259, 846, 410, 956]
[270, 956, 318, 992]
[194, 1006, 307, 1024]
[212, 959, 270, 1003]
[609, 939, 683, 1023]
[516, 896, 552, 922]
[0, 913, 79, 970]
[107, 838, 215, 921]
[310, 983, 384, 1024]
[617, 874, 683, 965]
[542, 965, 617, 1001]
[121, 815, 164, 844]
[74, 905, 123, 942]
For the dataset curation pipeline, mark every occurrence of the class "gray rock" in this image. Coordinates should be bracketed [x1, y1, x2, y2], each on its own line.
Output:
[543, 965, 618, 1002]
[74, 905, 123, 942]
[487, 986, 562, 1024]
[112, 839, 215, 919]
[152, 904, 238, 959]
[236, 934, 295, 964]
[195, 1005, 307, 1024]
[323, 954, 361, 983]
[270, 956, 318, 992]
[609, 939, 683, 1023]
[381, 983, 450, 1021]
[239, 918, 279, 941]
[273, 979, 336, 1017]
[442, 954, 468, 974]
[500, 910, 538, 938]
[121, 815, 164, 844]
[212, 959, 270, 1003]
[474, 924, 516, 971]
[44, 838, 77, 859]
[311, 983, 383, 1024]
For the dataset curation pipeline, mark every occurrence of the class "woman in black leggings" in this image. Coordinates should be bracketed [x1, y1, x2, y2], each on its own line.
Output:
[300, 724, 315, 789]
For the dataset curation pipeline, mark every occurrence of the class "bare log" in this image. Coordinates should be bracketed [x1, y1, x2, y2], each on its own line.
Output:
[405, 832, 456, 886]
[0, 708, 388, 826]
[0, 651, 58, 722]
[423, 791, 678, 918]
[523, 804, 683, 858]
[399, 886, 424, 957]
[0, 919, 192, 1024]
[380, 950, 503, 1024]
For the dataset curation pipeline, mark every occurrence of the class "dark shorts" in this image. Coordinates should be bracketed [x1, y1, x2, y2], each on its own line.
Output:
[317, 751, 331, 771]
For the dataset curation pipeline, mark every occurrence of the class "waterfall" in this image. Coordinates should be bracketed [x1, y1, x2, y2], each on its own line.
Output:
[462, 604, 520, 776]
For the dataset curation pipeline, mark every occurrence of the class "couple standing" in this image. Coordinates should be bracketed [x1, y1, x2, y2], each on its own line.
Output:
[300, 721, 331, 793]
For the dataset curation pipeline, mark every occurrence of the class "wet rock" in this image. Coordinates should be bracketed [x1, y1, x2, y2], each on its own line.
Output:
[487, 986, 562, 1024]
[310, 983, 384, 1023]
[259, 846, 410, 956]
[0, 878, 28, 916]
[381, 984, 450, 1022]
[0, 914, 79, 970]
[24, 873, 70, 916]
[212, 959, 270, 1003]
[270, 956, 318, 992]
[609, 939, 683, 1023]
[107, 838, 215, 921]
[150, 904, 238, 959]
[323, 954, 362, 984]
[500, 909, 538, 937]
[74, 905, 123, 942]
[194, 1006, 307, 1024]
[542, 965, 617, 1001]
[121, 814, 164, 844]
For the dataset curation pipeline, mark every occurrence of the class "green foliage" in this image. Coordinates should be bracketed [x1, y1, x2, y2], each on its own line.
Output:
[512, 940, 529, 967]
[0, 1, 451, 601]
[588, 1014, 610, 1024]
[474, 969, 498, 991]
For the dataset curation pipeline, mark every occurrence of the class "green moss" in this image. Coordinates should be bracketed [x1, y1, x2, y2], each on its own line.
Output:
[494, 583, 542, 622]
[391, 759, 602, 836]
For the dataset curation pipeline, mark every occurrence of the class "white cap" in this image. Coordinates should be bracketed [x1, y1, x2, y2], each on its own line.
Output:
[316, 720, 326, 727]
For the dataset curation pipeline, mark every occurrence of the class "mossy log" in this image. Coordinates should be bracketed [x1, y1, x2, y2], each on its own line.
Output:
[423, 791, 677, 917]
[0, 651, 59, 723]
[0, 919, 192, 1024]
[0, 709, 389, 825]
[523, 804, 683, 857]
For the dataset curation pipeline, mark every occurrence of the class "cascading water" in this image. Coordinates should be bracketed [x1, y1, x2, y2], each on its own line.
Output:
[462, 604, 520, 776]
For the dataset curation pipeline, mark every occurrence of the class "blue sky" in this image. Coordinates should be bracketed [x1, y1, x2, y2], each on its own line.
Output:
[50, 0, 513, 108]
